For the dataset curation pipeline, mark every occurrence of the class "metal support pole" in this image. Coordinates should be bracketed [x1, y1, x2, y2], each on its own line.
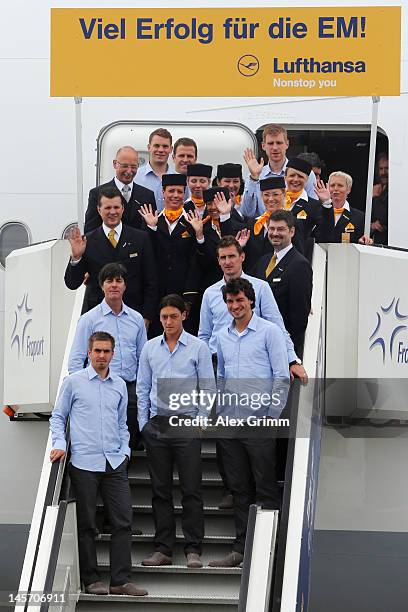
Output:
[364, 96, 380, 236]
[74, 97, 84, 233]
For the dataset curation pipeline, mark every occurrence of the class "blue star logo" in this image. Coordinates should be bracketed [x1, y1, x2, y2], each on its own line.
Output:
[10, 293, 32, 358]
[369, 298, 408, 363]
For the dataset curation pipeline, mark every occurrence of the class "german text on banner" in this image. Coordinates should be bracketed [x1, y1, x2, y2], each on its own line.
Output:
[50, 7, 401, 97]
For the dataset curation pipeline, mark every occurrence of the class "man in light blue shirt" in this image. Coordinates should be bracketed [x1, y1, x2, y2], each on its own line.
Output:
[137, 294, 215, 569]
[50, 331, 147, 597]
[209, 278, 289, 568]
[68, 262, 147, 450]
[198, 236, 308, 383]
[135, 128, 175, 211]
[240, 124, 317, 217]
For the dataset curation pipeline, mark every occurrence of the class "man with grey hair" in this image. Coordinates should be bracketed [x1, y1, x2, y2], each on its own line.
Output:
[85, 145, 157, 232]
[314, 171, 372, 244]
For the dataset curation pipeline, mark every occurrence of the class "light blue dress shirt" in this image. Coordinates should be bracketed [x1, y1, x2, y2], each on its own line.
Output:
[198, 272, 297, 362]
[68, 299, 147, 382]
[240, 160, 317, 217]
[136, 329, 216, 431]
[216, 313, 290, 418]
[50, 365, 130, 471]
[135, 163, 176, 212]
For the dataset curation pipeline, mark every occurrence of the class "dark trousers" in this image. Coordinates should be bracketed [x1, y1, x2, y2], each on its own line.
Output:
[142, 418, 204, 556]
[69, 459, 132, 587]
[125, 381, 140, 450]
[217, 438, 280, 555]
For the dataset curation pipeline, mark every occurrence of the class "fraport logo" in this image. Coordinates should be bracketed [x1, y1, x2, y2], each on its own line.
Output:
[10, 293, 44, 362]
[369, 297, 408, 364]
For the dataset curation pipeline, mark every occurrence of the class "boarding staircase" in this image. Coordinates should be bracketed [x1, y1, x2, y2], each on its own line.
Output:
[76, 440, 240, 610]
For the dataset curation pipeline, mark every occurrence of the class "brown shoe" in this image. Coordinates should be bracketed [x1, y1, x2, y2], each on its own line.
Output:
[208, 551, 243, 567]
[218, 493, 233, 509]
[141, 551, 172, 566]
[109, 582, 148, 596]
[85, 581, 109, 595]
[186, 552, 203, 568]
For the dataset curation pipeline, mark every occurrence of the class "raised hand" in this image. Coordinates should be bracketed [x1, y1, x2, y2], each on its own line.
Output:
[235, 228, 251, 248]
[185, 210, 204, 239]
[214, 191, 232, 215]
[314, 178, 331, 203]
[243, 148, 264, 180]
[139, 203, 159, 227]
[68, 226, 87, 261]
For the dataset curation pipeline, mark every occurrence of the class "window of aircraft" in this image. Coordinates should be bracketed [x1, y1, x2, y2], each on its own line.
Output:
[255, 126, 388, 211]
[0, 222, 31, 269]
[62, 223, 77, 239]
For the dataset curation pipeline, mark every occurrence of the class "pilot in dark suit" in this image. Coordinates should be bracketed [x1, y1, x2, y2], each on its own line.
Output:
[64, 187, 158, 325]
[251, 210, 312, 358]
[84, 146, 156, 233]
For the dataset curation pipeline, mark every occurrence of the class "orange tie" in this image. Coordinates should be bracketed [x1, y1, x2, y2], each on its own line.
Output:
[265, 253, 277, 278]
[333, 207, 344, 219]
[108, 229, 117, 247]
[164, 207, 184, 223]
[253, 212, 271, 236]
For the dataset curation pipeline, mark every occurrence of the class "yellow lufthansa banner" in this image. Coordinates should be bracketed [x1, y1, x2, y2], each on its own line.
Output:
[50, 7, 401, 97]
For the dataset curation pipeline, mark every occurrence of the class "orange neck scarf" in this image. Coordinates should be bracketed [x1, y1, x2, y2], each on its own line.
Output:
[164, 207, 184, 223]
[234, 195, 241, 205]
[191, 196, 205, 208]
[285, 190, 303, 209]
[203, 215, 220, 231]
[254, 212, 271, 236]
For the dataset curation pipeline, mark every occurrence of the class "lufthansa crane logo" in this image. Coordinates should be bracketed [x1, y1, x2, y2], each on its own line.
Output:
[237, 55, 260, 77]
[369, 298, 408, 364]
[11, 293, 33, 358]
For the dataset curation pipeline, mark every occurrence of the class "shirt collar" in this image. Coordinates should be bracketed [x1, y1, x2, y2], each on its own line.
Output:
[160, 329, 188, 346]
[87, 364, 112, 381]
[276, 243, 293, 262]
[266, 157, 287, 176]
[102, 222, 122, 238]
[114, 177, 133, 192]
[228, 312, 258, 334]
[101, 298, 128, 316]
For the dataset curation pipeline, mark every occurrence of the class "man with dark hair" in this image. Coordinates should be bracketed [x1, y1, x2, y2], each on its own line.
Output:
[371, 152, 388, 245]
[298, 151, 324, 180]
[137, 294, 215, 568]
[251, 210, 312, 358]
[198, 236, 306, 381]
[85, 145, 157, 232]
[68, 262, 147, 449]
[172, 138, 198, 174]
[64, 188, 158, 325]
[208, 278, 289, 567]
[136, 129, 174, 212]
[50, 332, 148, 597]
[241, 124, 317, 217]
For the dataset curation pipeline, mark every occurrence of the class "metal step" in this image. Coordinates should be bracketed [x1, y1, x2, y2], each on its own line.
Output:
[89, 570, 240, 597]
[127, 462, 223, 486]
[132, 439, 217, 460]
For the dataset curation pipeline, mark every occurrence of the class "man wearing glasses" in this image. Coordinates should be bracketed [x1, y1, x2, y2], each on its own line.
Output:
[85, 145, 157, 232]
